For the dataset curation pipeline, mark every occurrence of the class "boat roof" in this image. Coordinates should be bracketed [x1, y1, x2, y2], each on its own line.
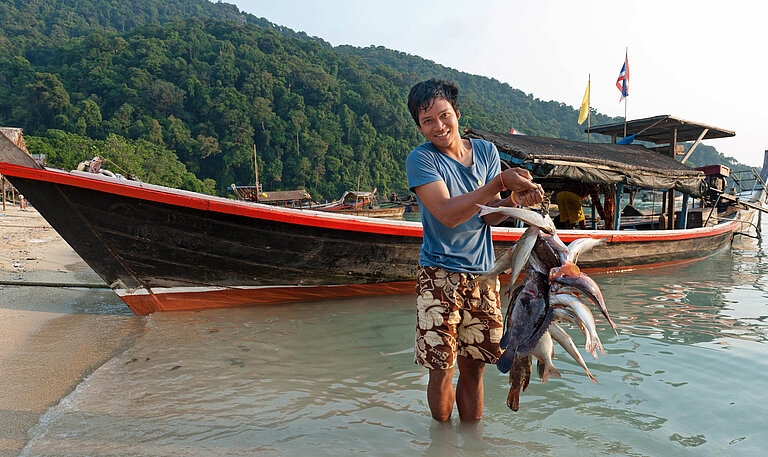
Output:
[465, 127, 707, 196]
[585, 115, 735, 144]
[341, 190, 376, 199]
[257, 189, 311, 203]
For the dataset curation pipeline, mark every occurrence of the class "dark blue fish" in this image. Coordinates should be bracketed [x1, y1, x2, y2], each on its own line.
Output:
[497, 271, 553, 373]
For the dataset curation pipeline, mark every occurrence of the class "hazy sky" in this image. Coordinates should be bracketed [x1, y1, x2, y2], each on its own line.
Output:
[233, 0, 765, 166]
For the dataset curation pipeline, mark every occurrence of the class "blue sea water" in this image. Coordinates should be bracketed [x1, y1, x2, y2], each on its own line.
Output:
[19, 219, 768, 456]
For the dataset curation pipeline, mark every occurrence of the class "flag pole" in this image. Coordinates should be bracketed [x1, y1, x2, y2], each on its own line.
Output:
[587, 73, 591, 143]
[623, 96, 627, 137]
[623, 48, 628, 137]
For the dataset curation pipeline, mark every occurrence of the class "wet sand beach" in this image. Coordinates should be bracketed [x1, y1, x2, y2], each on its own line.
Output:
[0, 205, 145, 456]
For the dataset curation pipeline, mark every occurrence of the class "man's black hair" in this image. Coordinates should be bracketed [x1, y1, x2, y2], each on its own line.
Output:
[407, 79, 459, 126]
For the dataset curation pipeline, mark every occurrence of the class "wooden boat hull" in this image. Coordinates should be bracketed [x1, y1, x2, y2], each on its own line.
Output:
[0, 161, 754, 315]
[315, 205, 405, 219]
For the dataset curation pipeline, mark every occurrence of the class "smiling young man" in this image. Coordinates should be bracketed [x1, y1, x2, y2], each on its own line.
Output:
[405, 79, 543, 422]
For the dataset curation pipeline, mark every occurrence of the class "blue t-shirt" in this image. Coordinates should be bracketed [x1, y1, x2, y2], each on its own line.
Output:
[406, 138, 501, 274]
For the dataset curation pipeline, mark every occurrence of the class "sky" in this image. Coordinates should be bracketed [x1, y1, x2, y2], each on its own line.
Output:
[233, 0, 766, 167]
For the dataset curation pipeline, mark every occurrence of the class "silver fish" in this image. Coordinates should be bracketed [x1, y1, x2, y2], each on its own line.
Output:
[550, 293, 604, 357]
[476, 205, 556, 234]
[476, 225, 539, 285]
[549, 322, 599, 384]
[532, 331, 561, 383]
[549, 261, 618, 335]
[540, 232, 569, 264]
[566, 237, 609, 263]
[552, 306, 595, 357]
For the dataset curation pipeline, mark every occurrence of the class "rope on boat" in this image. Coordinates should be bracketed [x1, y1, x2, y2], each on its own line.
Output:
[0, 224, 52, 229]
[734, 231, 761, 240]
[0, 280, 110, 289]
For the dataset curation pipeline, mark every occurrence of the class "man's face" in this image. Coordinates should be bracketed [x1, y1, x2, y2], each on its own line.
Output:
[416, 98, 461, 148]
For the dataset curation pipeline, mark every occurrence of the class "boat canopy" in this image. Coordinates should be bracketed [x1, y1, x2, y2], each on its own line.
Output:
[465, 128, 707, 197]
[230, 185, 311, 204]
[584, 114, 735, 144]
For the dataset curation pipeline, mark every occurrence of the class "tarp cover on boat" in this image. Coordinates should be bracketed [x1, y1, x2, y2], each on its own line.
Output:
[465, 128, 707, 197]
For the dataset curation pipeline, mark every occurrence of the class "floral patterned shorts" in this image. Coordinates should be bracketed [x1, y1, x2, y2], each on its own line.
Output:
[414, 266, 504, 370]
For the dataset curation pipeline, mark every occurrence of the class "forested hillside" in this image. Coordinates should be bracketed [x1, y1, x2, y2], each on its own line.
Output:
[0, 0, 753, 199]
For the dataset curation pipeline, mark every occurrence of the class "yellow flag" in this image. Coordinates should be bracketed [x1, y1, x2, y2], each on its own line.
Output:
[578, 81, 590, 125]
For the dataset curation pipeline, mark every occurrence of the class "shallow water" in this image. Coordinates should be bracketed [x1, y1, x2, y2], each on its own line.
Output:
[20, 221, 768, 456]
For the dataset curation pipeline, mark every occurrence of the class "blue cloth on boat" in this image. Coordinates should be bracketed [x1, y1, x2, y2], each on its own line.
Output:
[406, 138, 501, 274]
[617, 134, 636, 144]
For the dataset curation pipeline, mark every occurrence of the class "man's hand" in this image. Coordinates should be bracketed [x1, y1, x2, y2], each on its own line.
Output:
[500, 168, 543, 207]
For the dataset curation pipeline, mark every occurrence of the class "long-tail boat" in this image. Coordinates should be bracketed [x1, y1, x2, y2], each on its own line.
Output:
[0, 116, 764, 315]
[313, 190, 406, 219]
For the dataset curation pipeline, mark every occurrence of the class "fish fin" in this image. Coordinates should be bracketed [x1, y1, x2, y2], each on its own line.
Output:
[588, 373, 600, 385]
[541, 364, 561, 384]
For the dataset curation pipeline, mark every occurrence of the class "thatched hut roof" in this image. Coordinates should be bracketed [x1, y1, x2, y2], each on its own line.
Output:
[465, 128, 707, 196]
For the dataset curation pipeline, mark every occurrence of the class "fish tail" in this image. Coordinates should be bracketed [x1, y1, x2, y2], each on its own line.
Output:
[506, 386, 521, 411]
[471, 274, 496, 287]
[521, 356, 533, 392]
[497, 352, 514, 373]
[477, 204, 494, 218]
[500, 331, 510, 349]
[541, 363, 561, 384]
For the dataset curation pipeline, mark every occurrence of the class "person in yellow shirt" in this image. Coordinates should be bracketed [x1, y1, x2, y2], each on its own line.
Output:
[556, 181, 605, 229]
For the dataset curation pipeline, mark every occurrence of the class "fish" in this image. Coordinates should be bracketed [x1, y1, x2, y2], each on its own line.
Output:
[549, 261, 618, 335]
[552, 306, 596, 357]
[497, 271, 553, 373]
[476, 225, 539, 286]
[540, 232, 569, 255]
[549, 322, 599, 384]
[477, 206, 615, 411]
[476, 204, 557, 234]
[506, 354, 532, 411]
[540, 232, 569, 264]
[566, 237, 609, 263]
[550, 293, 604, 357]
[532, 330, 561, 383]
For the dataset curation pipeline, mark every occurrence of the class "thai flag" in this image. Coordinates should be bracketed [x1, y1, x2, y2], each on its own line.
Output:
[616, 54, 629, 101]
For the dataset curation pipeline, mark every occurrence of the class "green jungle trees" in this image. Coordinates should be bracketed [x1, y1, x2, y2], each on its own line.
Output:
[0, 0, 753, 198]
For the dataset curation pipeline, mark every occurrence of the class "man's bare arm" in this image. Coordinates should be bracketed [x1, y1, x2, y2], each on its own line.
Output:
[414, 168, 543, 228]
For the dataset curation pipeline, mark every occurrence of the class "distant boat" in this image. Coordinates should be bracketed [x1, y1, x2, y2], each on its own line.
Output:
[230, 184, 312, 208]
[315, 190, 405, 219]
[388, 193, 420, 213]
[0, 120, 764, 315]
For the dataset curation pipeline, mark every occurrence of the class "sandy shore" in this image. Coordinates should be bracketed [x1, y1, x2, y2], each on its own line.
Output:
[0, 204, 145, 456]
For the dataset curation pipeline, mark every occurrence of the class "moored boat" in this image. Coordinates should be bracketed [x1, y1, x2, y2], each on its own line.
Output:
[0, 120, 764, 315]
[314, 190, 406, 219]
